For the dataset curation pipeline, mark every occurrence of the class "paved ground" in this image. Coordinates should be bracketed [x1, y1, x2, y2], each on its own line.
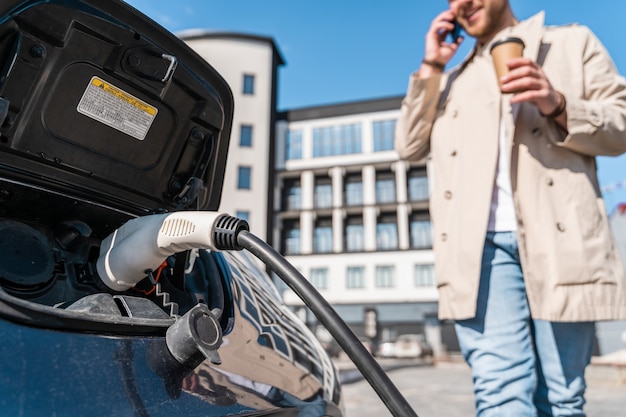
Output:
[337, 357, 626, 417]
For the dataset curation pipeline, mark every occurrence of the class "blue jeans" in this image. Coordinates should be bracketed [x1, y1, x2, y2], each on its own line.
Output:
[455, 232, 595, 417]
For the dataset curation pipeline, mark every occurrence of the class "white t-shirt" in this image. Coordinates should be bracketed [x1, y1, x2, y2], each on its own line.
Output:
[487, 104, 518, 232]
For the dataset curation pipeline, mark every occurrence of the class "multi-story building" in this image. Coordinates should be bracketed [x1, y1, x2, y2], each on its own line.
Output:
[180, 31, 447, 355]
[274, 99, 445, 354]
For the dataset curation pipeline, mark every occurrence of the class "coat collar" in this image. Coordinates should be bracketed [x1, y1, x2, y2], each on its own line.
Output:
[506, 11, 545, 63]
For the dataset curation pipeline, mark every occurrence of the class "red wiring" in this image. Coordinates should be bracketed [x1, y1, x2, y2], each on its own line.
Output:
[132, 261, 167, 295]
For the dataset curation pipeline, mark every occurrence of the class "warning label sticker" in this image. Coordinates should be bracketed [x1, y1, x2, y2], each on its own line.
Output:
[77, 76, 157, 141]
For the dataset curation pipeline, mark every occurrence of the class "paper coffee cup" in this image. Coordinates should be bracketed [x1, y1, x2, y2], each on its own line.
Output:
[490, 37, 525, 92]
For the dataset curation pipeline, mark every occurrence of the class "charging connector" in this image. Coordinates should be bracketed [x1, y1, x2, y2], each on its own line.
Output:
[96, 212, 248, 291]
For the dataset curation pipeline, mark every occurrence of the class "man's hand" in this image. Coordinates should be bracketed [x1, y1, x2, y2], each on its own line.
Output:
[502, 58, 567, 128]
[420, 10, 463, 76]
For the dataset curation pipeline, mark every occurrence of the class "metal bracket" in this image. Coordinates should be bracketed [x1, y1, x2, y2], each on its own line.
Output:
[160, 54, 177, 83]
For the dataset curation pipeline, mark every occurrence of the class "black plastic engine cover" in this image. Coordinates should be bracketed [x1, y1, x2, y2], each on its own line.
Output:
[0, 0, 233, 214]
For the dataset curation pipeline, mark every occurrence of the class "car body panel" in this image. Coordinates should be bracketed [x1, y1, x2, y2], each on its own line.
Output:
[0, 248, 343, 416]
[0, 1, 343, 415]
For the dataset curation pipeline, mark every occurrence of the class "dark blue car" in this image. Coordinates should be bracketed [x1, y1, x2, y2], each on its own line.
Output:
[0, 1, 342, 415]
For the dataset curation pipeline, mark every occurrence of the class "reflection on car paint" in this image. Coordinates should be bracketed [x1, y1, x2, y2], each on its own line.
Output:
[186, 252, 340, 415]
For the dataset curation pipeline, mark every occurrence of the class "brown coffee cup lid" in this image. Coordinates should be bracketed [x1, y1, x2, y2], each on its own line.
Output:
[489, 37, 525, 52]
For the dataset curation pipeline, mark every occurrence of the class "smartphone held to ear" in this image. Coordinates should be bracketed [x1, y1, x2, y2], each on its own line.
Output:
[448, 20, 462, 43]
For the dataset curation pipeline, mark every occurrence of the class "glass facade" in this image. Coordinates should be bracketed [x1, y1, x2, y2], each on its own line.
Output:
[376, 215, 398, 250]
[346, 266, 365, 289]
[345, 176, 363, 206]
[408, 170, 429, 201]
[314, 179, 332, 208]
[310, 268, 328, 290]
[277, 166, 431, 256]
[286, 129, 302, 160]
[242, 74, 255, 95]
[313, 218, 333, 253]
[283, 220, 301, 255]
[375, 265, 395, 288]
[414, 264, 436, 287]
[237, 166, 252, 190]
[283, 179, 301, 211]
[376, 172, 396, 204]
[345, 216, 364, 252]
[240, 124, 253, 147]
[235, 210, 250, 222]
[410, 217, 433, 249]
[313, 123, 361, 157]
[372, 119, 396, 151]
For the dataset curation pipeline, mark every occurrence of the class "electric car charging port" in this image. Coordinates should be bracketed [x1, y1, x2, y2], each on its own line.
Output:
[0, 180, 235, 336]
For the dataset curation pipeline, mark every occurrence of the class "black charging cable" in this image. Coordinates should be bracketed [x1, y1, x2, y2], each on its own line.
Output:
[236, 229, 419, 417]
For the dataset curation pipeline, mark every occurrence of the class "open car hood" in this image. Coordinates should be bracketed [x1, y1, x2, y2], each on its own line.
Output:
[0, 0, 233, 214]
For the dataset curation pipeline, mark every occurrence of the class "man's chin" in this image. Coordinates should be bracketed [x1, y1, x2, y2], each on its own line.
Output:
[464, 26, 494, 41]
[463, 27, 480, 39]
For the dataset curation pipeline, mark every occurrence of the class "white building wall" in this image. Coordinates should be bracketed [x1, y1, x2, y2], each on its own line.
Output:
[283, 250, 437, 305]
[182, 35, 274, 240]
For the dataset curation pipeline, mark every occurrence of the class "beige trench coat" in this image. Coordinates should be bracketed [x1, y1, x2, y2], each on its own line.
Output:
[395, 12, 626, 321]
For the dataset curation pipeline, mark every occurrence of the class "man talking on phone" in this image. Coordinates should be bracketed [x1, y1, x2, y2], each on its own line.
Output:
[395, 0, 626, 416]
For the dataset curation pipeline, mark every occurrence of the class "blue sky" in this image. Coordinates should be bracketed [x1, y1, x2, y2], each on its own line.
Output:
[123, 0, 626, 210]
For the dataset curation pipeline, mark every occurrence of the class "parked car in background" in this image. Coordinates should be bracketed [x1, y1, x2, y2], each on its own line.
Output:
[392, 334, 433, 359]
[375, 340, 396, 358]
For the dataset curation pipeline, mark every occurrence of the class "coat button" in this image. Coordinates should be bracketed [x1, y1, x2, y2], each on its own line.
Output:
[444, 190, 452, 199]
[450, 150, 457, 157]
[546, 177, 554, 186]
[452, 110, 458, 118]
[589, 110, 602, 126]
[441, 233, 447, 241]
[556, 222, 566, 232]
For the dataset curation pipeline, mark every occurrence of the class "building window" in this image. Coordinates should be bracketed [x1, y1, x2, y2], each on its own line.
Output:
[376, 171, 396, 204]
[282, 220, 300, 255]
[414, 264, 436, 287]
[346, 266, 365, 289]
[237, 166, 252, 190]
[236, 210, 250, 222]
[242, 74, 255, 95]
[314, 177, 332, 208]
[313, 218, 333, 253]
[375, 265, 395, 288]
[282, 178, 301, 210]
[286, 129, 302, 160]
[408, 169, 429, 201]
[345, 215, 364, 252]
[410, 214, 433, 249]
[373, 119, 396, 151]
[377, 214, 398, 250]
[239, 124, 253, 147]
[312, 123, 361, 157]
[310, 268, 328, 290]
[344, 173, 363, 206]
